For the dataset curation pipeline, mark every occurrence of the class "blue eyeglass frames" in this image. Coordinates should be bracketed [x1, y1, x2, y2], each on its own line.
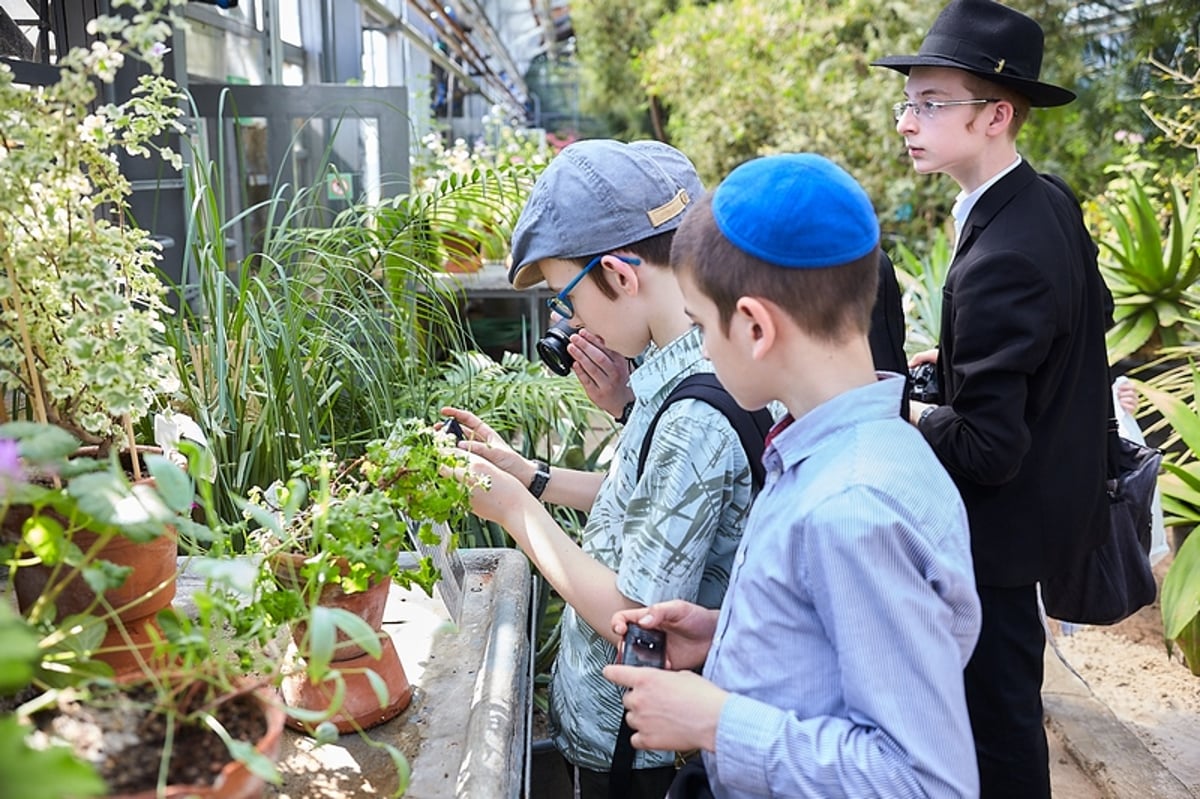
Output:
[546, 254, 641, 319]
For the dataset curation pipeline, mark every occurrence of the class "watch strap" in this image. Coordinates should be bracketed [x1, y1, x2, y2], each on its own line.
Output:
[528, 460, 551, 499]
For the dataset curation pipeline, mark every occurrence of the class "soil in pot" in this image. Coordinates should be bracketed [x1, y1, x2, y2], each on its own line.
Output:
[29, 679, 285, 799]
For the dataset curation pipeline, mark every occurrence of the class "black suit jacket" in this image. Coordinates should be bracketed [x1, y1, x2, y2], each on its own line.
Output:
[920, 162, 1113, 587]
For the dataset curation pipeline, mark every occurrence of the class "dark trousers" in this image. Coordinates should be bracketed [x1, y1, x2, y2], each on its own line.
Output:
[546, 750, 676, 799]
[965, 583, 1050, 799]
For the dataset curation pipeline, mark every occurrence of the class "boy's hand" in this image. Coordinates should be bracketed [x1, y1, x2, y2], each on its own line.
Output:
[907, 348, 938, 369]
[442, 448, 530, 528]
[566, 328, 634, 419]
[611, 600, 717, 672]
[602, 665, 726, 753]
[440, 407, 539, 487]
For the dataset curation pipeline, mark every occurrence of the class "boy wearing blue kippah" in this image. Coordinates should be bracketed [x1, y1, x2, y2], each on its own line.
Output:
[604, 153, 982, 798]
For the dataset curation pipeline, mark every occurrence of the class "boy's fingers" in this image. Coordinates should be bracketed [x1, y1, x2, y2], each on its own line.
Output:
[603, 663, 643, 689]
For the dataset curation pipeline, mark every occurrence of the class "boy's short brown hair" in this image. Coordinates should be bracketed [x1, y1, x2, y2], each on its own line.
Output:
[572, 229, 676, 301]
[672, 192, 879, 343]
[962, 73, 1031, 138]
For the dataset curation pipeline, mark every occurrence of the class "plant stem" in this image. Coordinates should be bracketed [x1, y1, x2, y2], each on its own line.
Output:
[123, 415, 142, 481]
[5, 260, 50, 427]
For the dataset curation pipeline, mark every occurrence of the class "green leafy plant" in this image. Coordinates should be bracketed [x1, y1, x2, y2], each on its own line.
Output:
[0, 0, 183, 454]
[243, 418, 476, 600]
[161, 117, 474, 524]
[1097, 168, 1200, 363]
[413, 112, 549, 264]
[1134, 372, 1200, 674]
[0, 421, 286, 798]
[891, 228, 953, 356]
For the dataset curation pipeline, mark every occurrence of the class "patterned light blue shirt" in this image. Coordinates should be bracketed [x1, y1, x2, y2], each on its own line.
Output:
[550, 327, 756, 772]
[703, 375, 981, 798]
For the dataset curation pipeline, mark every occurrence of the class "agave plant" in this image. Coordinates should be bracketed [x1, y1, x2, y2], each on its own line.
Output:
[1133, 370, 1200, 675]
[891, 228, 952, 356]
[1098, 169, 1200, 364]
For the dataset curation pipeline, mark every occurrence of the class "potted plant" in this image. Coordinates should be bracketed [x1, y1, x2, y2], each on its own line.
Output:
[0, 421, 288, 799]
[238, 417, 479, 733]
[0, 0, 182, 457]
[412, 116, 549, 271]
[0, 0, 188, 662]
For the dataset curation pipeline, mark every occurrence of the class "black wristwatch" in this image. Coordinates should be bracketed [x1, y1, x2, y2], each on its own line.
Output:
[615, 400, 635, 425]
[918, 405, 938, 426]
[528, 460, 551, 499]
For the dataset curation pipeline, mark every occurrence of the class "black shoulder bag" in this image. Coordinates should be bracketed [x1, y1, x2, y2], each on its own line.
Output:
[1041, 415, 1162, 625]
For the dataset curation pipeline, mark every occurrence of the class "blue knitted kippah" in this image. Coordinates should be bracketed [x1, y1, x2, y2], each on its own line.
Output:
[711, 154, 879, 269]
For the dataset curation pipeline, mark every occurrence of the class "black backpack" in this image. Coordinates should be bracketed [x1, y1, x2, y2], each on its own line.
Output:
[635, 373, 773, 494]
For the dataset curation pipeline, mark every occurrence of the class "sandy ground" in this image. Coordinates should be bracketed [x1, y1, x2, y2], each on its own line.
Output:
[1050, 553, 1200, 794]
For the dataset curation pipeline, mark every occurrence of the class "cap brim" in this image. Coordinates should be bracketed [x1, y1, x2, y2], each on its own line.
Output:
[870, 54, 1075, 107]
[509, 261, 545, 290]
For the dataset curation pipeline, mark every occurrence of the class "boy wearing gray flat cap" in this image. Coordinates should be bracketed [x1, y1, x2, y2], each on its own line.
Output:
[873, 1, 1114, 796]
[442, 139, 769, 799]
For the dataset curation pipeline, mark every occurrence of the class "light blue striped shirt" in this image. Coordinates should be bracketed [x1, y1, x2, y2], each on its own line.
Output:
[704, 374, 981, 798]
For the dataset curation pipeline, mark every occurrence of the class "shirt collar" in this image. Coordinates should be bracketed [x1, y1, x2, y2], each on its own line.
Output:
[951, 154, 1023, 241]
[765, 374, 906, 469]
[628, 326, 708, 403]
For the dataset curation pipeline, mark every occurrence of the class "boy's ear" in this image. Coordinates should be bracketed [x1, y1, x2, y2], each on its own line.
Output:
[733, 296, 777, 360]
[986, 100, 1017, 137]
[602, 254, 640, 297]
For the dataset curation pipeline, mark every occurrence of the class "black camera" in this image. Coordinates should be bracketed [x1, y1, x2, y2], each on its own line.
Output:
[909, 362, 941, 404]
[443, 418, 465, 442]
[537, 317, 577, 376]
[620, 623, 666, 669]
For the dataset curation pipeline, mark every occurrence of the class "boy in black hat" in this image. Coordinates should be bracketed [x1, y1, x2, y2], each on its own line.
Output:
[872, 1, 1114, 796]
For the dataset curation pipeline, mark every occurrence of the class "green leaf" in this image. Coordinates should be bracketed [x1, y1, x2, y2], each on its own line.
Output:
[1162, 527, 1200, 641]
[0, 603, 40, 694]
[364, 666, 389, 708]
[1, 423, 80, 465]
[22, 515, 66, 564]
[0, 716, 106, 798]
[145, 455, 194, 514]
[384, 743, 412, 798]
[203, 712, 282, 786]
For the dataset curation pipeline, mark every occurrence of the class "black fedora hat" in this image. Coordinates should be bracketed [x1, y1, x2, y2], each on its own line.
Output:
[871, 0, 1075, 108]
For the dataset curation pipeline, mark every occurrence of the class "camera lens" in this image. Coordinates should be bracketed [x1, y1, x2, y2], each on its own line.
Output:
[537, 318, 577, 376]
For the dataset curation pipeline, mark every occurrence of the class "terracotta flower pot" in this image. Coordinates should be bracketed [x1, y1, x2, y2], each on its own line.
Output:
[5, 446, 179, 673]
[11, 525, 178, 623]
[281, 634, 413, 734]
[270, 553, 413, 732]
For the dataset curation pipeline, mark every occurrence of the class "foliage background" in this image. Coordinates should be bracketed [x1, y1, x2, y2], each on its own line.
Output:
[569, 0, 1198, 251]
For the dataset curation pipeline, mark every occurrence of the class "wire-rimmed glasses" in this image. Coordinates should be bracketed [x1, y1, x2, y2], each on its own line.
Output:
[892, 98, 1000, 122]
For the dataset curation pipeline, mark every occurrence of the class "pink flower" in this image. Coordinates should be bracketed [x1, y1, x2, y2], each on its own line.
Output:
[0, 438, 22, 496]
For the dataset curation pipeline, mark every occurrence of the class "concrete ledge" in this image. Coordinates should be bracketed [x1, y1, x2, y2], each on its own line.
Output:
[1043, 647, 1194, 798]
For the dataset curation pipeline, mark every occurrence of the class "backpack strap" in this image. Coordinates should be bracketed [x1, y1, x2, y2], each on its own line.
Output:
[614, 375, 769, 796]
[636, 373, 772, 492]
